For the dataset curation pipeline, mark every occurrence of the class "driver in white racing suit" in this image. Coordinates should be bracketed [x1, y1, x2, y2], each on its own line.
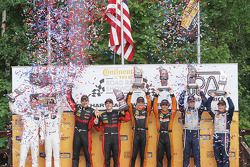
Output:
[9, 95, 44, 167]
[42, 96, 69, 167]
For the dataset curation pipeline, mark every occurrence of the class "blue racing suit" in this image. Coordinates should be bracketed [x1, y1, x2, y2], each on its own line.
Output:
[206, 96, 235, 167]
[178, 90, 207, 167]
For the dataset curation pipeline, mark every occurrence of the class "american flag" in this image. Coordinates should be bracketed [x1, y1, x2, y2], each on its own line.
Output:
[105, 0, 134, 61]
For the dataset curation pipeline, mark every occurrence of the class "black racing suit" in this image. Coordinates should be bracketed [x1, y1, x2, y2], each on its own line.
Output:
[153, 94, 177, 167]
[127, 92, 151, 167]
[95, 110, 130, 167]
[67, 89, 95, 167]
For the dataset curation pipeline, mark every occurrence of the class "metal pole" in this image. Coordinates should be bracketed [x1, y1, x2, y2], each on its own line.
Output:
[114, 49, 116, 64]
[197, 1, 201, 64]
[121, 0, 125, 65]
[114, 0, 118, 65]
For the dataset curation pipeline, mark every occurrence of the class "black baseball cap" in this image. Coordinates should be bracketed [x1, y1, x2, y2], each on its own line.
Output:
[187, 95, 195, 102]
[136, 97, 145, 103]
[105, 98, 113, 104]
[81, 95, 89, 101]
[160, 99, 170, 106]
[217, 99, 226, 106]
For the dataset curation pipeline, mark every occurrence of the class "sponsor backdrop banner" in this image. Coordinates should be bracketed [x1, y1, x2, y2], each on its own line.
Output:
[12, 64, 239, 167]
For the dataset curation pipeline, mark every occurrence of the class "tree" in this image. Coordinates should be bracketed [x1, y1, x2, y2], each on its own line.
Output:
[0, 0, 29, 148]
[200, 0, 250, 128]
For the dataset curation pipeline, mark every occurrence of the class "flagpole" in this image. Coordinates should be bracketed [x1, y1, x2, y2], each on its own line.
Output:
[197, 0, 201, 64]
[114, 0, 119, 65]
[114, 49, 116, 64]
[121, 0, 125, 65]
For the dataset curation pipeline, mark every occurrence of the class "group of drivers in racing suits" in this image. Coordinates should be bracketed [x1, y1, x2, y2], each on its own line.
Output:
[10, 84, 235, 167]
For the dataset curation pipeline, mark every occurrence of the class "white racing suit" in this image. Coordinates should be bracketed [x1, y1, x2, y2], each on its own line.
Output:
[42, 99, 68, 167]
[9, 101, 44, 167]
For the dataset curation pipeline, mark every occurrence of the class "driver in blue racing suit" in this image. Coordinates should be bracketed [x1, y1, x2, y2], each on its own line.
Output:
[178, 88, 207, 167]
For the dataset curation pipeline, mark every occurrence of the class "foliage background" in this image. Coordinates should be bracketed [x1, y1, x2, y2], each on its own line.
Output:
[0, 0, 249, 148]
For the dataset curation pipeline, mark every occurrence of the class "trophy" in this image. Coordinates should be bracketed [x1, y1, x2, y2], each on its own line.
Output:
[4, 85, 30, 103]
[132, 66, 144, 89]
[215, 71, 227, 96]
[187, 65, 199, 89]
[113, 89, 128, 111]
[158, 67, 171, 91]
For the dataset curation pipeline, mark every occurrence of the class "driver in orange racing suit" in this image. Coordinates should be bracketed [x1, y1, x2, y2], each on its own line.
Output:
[127, 88, 152, 167]
[153, 88, 177, 167]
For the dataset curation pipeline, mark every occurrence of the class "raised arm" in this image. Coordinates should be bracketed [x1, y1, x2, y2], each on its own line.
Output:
[153, 93, 160, 131]
[178, 90, 186, 113]
[198, 91, 207, 115]
[56, 106, 65, 118]
[170, 93, 177, 120]
[168, 88, 177, 131]
[66, 87, 77, 112]
[206, 95, 215, 119]
[9, 102, 15, 113]
[146, 91, 152, 116]
[126, 90, 133, 117]
[9, 101, 30, 116]
[153, 94, 159, 118]
[226, 96, 235, 121]
[56, 97, 70, 117]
